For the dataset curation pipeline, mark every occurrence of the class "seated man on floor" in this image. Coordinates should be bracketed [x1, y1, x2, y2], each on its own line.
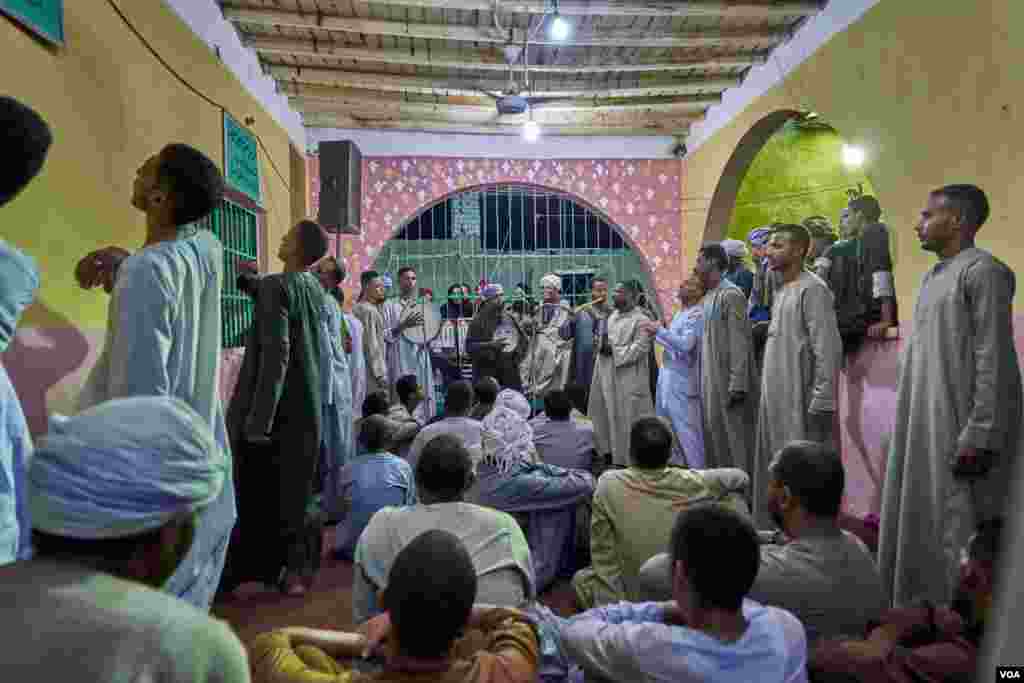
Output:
[353, 434, 535, 624]
[251, 529, 540, 683]
[573, 416, 749, 609]
[333, 416, 417, 560]
[639, 440, 886, 643]
[468, 390, 594, 592]
[469, 376, 500, 420]
[408, 380, 482, 469]
[2, 397, 248, 682]
[810, 519, 1004, 683]
[553, 504, 807, 681]
[386, 374, 423, 457]
[531, 388, 598, 472]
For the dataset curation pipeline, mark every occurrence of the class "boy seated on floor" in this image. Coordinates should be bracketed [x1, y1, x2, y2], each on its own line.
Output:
[250, 529, 539, 683]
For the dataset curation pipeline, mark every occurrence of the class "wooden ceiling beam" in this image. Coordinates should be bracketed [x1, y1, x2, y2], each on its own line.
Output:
[299, 109, 692, 135]
[355, 1, 824, 19]
[223, 7, 786, 48]
[269, 65, 739, 99]
[248, 36, 764, 73]
[288, 95, 706, 127]
[284, 85, 716, 116]
[299, 112, 691, 137]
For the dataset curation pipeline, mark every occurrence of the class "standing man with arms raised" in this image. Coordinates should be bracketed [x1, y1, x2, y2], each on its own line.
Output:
[588, 281, 654, 467]
[693, 243, 756, 472]
[880, 185, 1021, 607]
[753, 224, 842, 527]
[223, 220, 328, 597]
[382, 266, 437, 421]
[74, 143, 235, 611]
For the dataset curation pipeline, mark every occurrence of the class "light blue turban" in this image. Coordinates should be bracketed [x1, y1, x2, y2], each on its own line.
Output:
[30, 396, 227, 540]
[747, 227, 772, 247]
[0, 239, 39, 353]
[481, 283, 504, 300]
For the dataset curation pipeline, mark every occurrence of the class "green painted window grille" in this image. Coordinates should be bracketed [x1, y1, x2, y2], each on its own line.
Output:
[196, 199, 259, 348]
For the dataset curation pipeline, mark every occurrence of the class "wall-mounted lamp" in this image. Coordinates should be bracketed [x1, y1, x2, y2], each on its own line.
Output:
[842, 144, 865, 168]
[522, 119, 541, 142]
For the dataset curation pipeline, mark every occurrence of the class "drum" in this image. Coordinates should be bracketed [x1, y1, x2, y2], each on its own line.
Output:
[400, 301, 443, 345]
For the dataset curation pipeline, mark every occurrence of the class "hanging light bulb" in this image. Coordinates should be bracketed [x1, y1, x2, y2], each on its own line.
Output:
[522, 120, 541, 142]
[549, 13, 570, 41]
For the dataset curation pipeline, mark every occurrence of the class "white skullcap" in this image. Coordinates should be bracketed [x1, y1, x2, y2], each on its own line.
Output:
[496, 388, 532, 420]
[30, 396, 227, 540]
[721, 239, 749, 261]
[481, 283, 504, 300]
[540, 273, 562, 291]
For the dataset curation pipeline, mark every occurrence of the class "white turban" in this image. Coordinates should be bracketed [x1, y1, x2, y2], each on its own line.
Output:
[721, 239, 749, 261]
[482, 389, 537, 472]
[30, 397, 226, 540]
[540, 273, 562, 291]
[481, 283, 504, 300]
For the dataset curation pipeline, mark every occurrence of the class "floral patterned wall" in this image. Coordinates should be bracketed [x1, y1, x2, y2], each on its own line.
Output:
[307, 154, 684, 317]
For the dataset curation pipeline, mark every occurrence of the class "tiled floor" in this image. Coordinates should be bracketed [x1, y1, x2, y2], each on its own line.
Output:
[212, 528, 579, 646]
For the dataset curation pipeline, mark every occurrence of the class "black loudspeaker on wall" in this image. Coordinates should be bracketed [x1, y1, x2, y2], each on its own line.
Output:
[317, 140, 362, 234]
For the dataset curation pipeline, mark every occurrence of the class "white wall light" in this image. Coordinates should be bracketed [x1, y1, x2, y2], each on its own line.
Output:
[842, 144, 866, 168]
[522, 120, 541, 142]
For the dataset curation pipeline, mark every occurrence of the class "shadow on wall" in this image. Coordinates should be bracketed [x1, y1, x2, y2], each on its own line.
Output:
[838, 314, 1024, 519]
[3, 301, 91, 437]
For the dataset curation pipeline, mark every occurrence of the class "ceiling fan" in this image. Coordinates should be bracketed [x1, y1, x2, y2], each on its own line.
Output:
[475, 42, 574, 118]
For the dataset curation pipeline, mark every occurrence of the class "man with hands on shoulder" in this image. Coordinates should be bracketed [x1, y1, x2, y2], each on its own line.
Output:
[250, 529, 539, 683]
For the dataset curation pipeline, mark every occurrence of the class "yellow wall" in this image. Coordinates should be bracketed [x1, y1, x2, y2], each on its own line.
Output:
[0, 0, 304, 424]
[682, 0, 1023, 317]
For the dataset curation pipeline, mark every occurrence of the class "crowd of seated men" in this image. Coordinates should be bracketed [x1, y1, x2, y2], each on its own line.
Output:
[3, 368, 1004, 683]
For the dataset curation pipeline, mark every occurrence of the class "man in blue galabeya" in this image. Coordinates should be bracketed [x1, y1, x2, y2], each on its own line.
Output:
[73, 142, 236, 612]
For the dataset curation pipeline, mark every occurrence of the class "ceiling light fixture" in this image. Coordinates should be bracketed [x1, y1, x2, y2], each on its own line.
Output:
[550, 13, 570, 41]
[522, 119, 541, 142]
[548, 1, 570, 41]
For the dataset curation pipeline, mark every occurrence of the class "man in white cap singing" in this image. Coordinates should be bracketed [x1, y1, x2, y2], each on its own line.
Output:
[0, 396, 249, 682]
[520, 273, 573, 400]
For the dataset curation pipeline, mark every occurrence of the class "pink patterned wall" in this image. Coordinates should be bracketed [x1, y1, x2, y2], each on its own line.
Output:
[307, 154, 684, 317]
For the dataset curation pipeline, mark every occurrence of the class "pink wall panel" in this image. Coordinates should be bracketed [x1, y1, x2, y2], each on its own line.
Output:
[307, 154, 684, 318]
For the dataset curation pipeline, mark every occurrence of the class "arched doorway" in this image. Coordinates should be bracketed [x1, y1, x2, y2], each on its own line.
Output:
[370, 183, 660, 317]
[703, 109, 878, 245]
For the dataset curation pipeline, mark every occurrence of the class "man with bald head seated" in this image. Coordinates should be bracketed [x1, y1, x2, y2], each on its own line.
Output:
[253, 529, 539, 683]
[74, 139, 235, 611]
[223, 219, 329, 597]
[0, 97, 50, 566]
[0, 397, 248, 682]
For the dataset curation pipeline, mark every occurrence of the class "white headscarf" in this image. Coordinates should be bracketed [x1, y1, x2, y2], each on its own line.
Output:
[30, 397, 226, 540]
[721, 239, 750, 262]
[481, 389, 537, 473]
[540, 273, 562, 291]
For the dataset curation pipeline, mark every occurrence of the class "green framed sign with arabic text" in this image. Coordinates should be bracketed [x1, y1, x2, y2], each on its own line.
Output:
[0, 0, 64, 46]
[223, 112, 262, 206]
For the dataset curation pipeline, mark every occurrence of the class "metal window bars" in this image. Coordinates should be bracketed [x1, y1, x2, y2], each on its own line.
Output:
[373, 184, 656, 315]
[196, 199, 260, 349]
